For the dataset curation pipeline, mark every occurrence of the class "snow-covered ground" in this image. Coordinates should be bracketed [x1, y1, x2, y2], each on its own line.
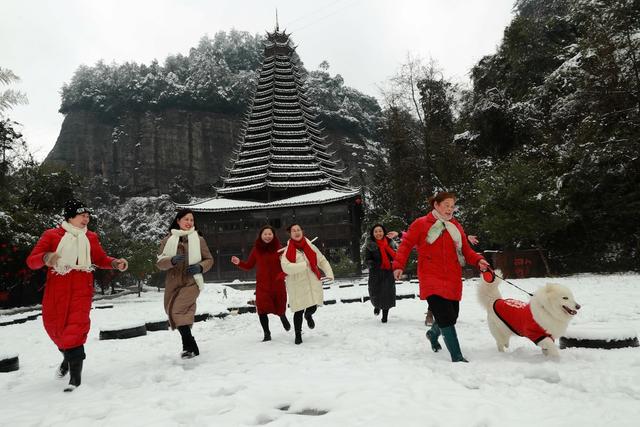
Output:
[1, 273, 639, 426]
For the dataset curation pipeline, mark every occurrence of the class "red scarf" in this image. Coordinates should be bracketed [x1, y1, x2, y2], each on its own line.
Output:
[375, 238, 396, 270]
[286, 238, 321, 280]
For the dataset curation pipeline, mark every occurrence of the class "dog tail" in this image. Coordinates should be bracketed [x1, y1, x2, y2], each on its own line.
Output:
[476, 269, 503, 310]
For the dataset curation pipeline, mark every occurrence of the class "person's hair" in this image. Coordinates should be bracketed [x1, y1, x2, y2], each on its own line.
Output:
[169, 208, 196, 231]
[428, 191, 456, 208]
[286, 223, 303, 234]
[257, 224, 276, 239]
[369, 223, 388, 240]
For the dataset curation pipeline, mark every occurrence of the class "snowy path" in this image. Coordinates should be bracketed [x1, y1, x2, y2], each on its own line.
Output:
[1, 274, 639, 426]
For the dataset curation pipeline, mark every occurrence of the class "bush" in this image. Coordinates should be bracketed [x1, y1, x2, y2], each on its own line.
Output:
[329, 247, 358, 278]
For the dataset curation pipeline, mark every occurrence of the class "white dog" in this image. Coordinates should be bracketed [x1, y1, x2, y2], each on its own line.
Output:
[477, 271, 580, 357]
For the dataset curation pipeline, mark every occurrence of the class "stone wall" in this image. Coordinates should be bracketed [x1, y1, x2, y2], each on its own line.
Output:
[45, 109, 377, 196]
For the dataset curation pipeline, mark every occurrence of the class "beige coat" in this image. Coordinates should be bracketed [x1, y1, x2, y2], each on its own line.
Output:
[157, 234, 214, 328]
[280, 239, 334, 312]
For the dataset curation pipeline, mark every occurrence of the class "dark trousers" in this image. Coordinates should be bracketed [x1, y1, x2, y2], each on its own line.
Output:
[426, 295, 459, 328]
[293, 305, 317, 331]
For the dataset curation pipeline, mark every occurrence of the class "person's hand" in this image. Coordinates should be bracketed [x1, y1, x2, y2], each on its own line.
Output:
[171, 254, 185, 265]
[468, 235, 479, 245]
[230, 256, 240, 265]
[43, 252, 60, 267]
[393, 269, 403, 280]
[478, 259, 490, 272]
[112, 258, 128, 272]
[186, 264, 203, 275]
[386, 231, 399, 239]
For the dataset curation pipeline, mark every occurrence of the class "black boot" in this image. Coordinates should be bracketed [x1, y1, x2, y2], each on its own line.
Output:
[259, 314, 271, 341]
[304, 306, 316, 329]
[178, 326, 199, 359]
[61, 345, 85, 392]
[426, 322, 442, 353]
[178, 325, 189, 353]
[304, 313, 315, 329]
[441, 325, 468, 363]
[55, 349, 69, 379]
[56, 360, 69, 379]
[293, 310, 304, 344]
[381, 309, 389, 323]
[64, 360, 83, 392]
[190, 336, 200, 357]
[373, 307, 381, 316]
[280, 315, 291, 331]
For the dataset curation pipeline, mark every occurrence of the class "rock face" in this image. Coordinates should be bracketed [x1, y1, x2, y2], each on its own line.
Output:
[45, 109, 375, 196]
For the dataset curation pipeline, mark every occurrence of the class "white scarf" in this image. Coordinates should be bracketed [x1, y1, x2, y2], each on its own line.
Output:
[53, 221, 93, 275]
[160, 228, 204, 290]
[427, 209, 466, 266]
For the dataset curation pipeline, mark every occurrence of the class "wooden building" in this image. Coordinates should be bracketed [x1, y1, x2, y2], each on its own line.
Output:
[183, 26, 362, 281]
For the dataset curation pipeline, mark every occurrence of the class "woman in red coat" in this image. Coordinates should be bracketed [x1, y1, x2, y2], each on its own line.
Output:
[26, 199, 128, 391]
[393, 192, 489, 362]
[231, 225, 290, 341]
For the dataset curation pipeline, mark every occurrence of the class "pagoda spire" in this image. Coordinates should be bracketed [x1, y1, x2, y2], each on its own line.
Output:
[217, 27, 354, 202]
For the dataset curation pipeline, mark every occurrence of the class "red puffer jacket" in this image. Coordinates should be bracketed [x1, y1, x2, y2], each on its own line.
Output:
[27, 227, 115, 350]
[236, 238, 287, 316]
[392, 212, 484, 301]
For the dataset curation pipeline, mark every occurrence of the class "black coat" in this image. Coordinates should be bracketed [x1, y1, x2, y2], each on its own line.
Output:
[364, 238, 396, 309]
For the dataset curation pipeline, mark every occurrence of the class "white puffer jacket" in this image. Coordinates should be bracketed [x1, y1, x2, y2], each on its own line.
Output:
[280, 238, 334, 312]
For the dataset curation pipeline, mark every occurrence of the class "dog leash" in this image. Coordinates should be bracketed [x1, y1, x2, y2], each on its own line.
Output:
[484, 267, 534, 297]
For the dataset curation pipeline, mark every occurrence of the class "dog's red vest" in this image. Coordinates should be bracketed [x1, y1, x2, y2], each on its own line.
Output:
[492, 299, 552, 344]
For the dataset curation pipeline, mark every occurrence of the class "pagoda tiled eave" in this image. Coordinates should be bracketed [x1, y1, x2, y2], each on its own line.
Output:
[238, 147, 271, 157]
[222, 173, 269, 184]
[320, 164, 347, 174]
[246, 116, 272, 125]
[270, 163, 319, 170]
[245, 131, 273, 139]
[270, 154, 315, 161]
[271, 146, 311, 153]
[267, 179, 329, 188]
[313, 150, 336, 159]
[245, 123, 272, 132]
[226, 164, 268, 174]
[217, 182, 266, 194]
[234, 155, 270, 166]
[241, 140, 271, 148]
[268, 170, 323, 178]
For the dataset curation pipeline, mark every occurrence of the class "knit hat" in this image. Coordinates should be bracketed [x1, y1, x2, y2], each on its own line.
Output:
[64, 199, 91, 220]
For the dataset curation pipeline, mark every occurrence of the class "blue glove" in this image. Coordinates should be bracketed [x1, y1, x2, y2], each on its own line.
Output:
[171, 254, 185, 265]
[186, 264, 203, 275]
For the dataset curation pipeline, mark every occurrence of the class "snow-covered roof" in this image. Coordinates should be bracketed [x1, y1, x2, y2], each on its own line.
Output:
[181, 189, 360, 213]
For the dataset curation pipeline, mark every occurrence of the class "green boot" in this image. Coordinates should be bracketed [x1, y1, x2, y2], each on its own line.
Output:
[426, 323, 442, 352]
[440, 325, 469, 363]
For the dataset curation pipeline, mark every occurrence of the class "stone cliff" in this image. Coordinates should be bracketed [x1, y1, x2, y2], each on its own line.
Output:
[45, 109, 375, 196]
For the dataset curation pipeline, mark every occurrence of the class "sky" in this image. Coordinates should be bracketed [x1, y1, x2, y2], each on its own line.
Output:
[1, 0, 515, 161]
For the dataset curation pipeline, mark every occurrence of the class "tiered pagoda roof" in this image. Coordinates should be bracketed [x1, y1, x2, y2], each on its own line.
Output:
[216, 27, 354, 202]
